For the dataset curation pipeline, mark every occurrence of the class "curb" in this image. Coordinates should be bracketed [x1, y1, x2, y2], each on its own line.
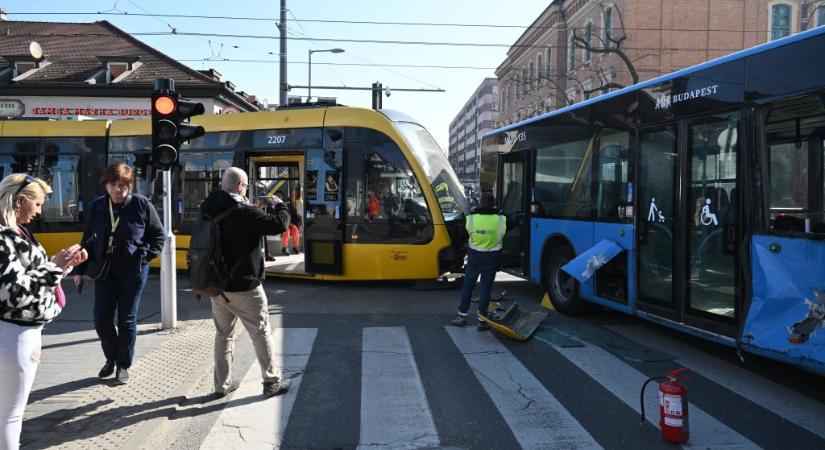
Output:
[27, 319, 215, 450]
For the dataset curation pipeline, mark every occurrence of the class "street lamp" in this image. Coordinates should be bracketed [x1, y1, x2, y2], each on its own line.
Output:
[308, 48, 345, 99]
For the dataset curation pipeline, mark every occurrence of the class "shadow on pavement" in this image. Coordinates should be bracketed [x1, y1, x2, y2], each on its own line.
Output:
[27, 377, 100, 403]
[41, 327, 163, 350]
[22, 397, 183, 449]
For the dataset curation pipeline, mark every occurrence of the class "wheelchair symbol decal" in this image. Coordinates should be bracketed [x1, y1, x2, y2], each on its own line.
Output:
[700, 198, 718, 226]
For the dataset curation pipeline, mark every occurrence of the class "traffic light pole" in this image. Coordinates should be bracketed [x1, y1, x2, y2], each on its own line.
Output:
[152, 77, 204, 330]
[160, 169, 177, 329]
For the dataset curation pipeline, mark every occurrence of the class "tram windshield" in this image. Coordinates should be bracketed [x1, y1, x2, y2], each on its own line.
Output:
[396, 122, 469, 221]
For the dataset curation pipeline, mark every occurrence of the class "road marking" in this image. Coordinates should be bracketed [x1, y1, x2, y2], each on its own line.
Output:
[548, 326, 762, 450]
[446, 326, 602, 450]
[359, 327, 439, 450]
[609, 324, 825, 440]
[200, 328, 318, 450]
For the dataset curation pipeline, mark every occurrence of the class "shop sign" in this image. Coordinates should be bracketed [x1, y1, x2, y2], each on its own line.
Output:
[30, 106, 151, 116]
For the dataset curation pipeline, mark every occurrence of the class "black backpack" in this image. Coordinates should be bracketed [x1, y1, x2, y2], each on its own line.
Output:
[187, 204, 241, 301]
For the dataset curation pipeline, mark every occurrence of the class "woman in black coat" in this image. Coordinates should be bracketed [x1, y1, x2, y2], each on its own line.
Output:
[74, 162, 164, 384]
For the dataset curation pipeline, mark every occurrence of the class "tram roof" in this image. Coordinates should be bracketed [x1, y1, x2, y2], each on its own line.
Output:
[379, 109, 420, 124]
[482, 24, 825, 139]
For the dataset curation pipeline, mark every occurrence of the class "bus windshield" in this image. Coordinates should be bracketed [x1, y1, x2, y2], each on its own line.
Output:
[396, 122, 469, 221]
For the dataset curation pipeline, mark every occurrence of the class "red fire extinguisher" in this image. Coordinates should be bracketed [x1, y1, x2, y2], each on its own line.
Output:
[640, 368, 690, 444]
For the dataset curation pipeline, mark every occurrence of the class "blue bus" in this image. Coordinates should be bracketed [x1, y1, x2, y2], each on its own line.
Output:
[481, 26, 825, 375]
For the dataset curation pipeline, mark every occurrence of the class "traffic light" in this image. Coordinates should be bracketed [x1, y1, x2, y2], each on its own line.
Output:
[151, 79, 205, 170]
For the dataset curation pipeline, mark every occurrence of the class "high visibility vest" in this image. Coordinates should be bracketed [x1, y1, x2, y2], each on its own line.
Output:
[466, 213, 506, 251]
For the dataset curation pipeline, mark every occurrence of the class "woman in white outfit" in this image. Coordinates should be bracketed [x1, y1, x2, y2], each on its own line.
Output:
[0, 174, 87, 450]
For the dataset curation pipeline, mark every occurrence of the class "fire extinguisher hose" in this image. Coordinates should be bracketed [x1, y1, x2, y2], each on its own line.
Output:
[639, 376, 666, 425]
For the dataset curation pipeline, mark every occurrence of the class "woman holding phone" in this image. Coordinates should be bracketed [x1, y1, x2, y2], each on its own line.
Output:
[0, 173, 88, 450]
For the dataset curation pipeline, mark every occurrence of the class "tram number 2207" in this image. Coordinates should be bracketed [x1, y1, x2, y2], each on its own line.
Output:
[267, 135, 288, 145]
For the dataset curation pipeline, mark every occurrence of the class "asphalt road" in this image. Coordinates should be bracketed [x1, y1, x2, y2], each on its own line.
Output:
[136, 273, 825, 450]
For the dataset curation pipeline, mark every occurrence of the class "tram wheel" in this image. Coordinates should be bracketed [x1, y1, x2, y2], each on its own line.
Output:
[545, 245, 588, 315]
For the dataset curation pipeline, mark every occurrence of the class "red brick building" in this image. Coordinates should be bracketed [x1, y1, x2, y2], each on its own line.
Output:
[497, 0, 825, 126]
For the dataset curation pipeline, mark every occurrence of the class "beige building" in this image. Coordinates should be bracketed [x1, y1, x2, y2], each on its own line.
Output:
[497, 0, 825, 126]
[448, 78, 499, 194]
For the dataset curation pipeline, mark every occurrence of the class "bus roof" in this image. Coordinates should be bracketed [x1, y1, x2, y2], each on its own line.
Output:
[482, 24, 825, 139]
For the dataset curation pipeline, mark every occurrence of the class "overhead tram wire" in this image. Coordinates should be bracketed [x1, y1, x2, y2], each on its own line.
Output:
[286, 13, 349, 88]
[6, 11, 815, 34]
[10, 32, 767, 54]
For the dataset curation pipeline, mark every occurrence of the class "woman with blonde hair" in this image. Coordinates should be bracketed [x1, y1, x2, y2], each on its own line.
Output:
[0, 173, 87, 450]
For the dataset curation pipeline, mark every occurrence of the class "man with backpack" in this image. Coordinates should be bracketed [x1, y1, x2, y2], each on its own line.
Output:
[195, 167, 292, 399]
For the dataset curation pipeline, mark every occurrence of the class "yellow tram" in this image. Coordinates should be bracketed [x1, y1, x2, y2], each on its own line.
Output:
[0, 105, 469, 280]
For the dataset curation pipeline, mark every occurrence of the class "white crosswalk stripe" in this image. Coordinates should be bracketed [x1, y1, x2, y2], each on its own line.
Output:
[609, 324, 825, 440]
[546, 326, 762, 450]
[194, 325, 822, 450]
[359, 327, 440, 450]
[446, 326, 603, 450]
[199, 328, 317, 450]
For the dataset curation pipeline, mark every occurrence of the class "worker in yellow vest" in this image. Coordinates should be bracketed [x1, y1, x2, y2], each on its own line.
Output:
[451, 192, 506, 331]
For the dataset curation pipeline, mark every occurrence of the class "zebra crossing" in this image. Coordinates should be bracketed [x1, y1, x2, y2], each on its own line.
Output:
[193, 324, 825, 450]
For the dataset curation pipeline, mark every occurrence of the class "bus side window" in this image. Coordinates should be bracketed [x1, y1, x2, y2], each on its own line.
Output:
[767, 142, 809, 232]
[594, 134, 631, 220]
[764, 95, 825, 234]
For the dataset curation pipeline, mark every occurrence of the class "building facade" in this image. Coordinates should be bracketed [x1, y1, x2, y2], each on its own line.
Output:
[0, 18, 260, 120]
[448, 78, 499, 195]
[497, 0, 825, 126]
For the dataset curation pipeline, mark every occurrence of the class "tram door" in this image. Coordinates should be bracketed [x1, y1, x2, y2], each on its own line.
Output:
[303, 148, 344, 275]
[637, 116, 739, 336]
[497, 151, 530, 275]
[248, 156, 307, 275]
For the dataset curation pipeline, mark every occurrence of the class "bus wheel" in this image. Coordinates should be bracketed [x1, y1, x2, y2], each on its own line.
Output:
[546, 245, 586, 315]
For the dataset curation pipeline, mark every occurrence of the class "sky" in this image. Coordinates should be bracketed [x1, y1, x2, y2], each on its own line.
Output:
[2, 0, 551, 150]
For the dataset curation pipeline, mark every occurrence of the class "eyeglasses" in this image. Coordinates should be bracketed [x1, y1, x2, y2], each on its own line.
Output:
[14, 175, 37, 197]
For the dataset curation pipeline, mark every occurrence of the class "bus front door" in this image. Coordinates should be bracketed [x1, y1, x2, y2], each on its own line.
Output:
[497, 152, 530, 275]
[637, 126, 680, 320]
[303, 148, 344, 275]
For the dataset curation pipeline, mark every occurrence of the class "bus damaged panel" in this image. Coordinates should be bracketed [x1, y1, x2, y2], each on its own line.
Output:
[745, 235, 825, 375]
[530, 218, 594, 293]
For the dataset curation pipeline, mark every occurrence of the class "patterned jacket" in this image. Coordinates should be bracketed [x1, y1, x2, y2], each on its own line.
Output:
[0, 225, 64, 324]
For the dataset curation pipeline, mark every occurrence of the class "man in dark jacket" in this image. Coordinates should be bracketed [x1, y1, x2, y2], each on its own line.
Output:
[200, 167, 292, 398]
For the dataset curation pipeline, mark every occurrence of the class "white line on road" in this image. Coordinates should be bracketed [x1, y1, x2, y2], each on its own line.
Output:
[609, 324, 825, 440]
[199, 328, 318, 450]
[359, 327, 439, 450]
[446, 326, 602, 450]
[548, 326, 762, 450]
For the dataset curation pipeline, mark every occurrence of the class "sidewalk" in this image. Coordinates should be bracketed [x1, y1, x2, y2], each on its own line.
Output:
[20, 272, 215, 450]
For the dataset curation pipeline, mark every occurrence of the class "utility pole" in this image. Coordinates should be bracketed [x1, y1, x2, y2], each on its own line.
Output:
[278, 0, 287, 105]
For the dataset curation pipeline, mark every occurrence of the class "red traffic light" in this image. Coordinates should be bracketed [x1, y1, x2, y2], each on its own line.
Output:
[153, 95, 176, 115]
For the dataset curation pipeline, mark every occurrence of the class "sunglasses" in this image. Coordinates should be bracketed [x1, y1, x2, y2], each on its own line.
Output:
[14, 175, 37, 197]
